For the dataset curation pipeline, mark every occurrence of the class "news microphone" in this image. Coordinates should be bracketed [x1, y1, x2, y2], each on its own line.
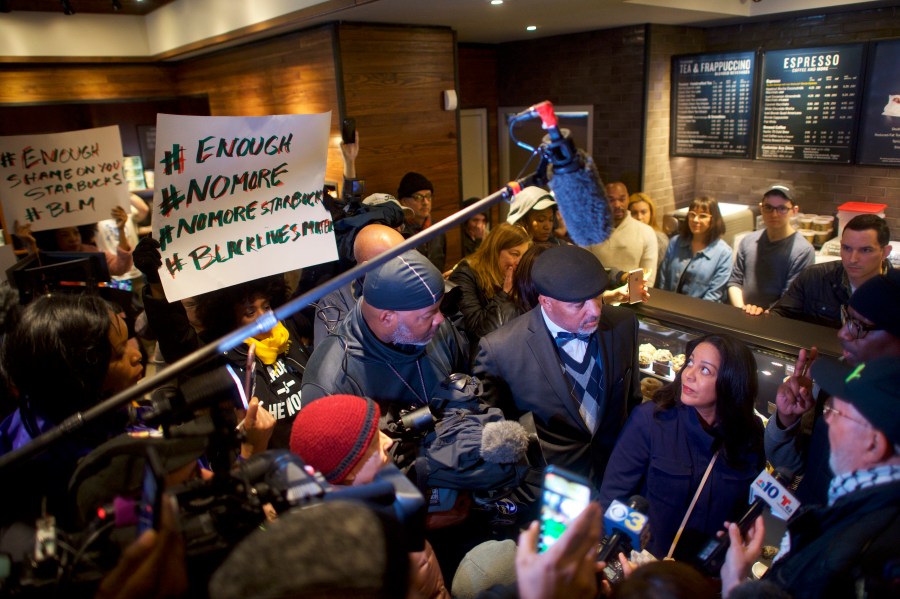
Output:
[480, 419, 531, 464]
[596, 494, 650, 564]
[693, 467, 798, 576]
[520, 101, 611, 246]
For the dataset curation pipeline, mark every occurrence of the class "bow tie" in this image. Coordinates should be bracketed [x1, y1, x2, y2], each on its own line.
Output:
[555, 331, 592, 347]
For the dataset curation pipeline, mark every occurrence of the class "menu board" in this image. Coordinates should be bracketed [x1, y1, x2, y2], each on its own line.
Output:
[856, 39, 900, 166]
[671, 51, 756, 157]
[756, 44, 865, 162]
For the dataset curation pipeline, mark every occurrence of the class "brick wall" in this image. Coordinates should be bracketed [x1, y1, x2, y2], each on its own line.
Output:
[647, 7, 900, 234]
[642, 25, 705, 219]
[495, 26, 647, 191]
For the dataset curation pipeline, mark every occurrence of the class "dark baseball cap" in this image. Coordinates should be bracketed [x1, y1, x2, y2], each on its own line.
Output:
[811, 356, 900, 446]
[849, 270, 900, 339]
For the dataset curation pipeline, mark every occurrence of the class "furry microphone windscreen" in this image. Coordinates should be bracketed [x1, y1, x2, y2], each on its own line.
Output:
[480, 420, 531, 464]
[549, 153, 612, 246]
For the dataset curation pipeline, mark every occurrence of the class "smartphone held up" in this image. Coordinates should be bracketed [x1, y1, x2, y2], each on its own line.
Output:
[538, 466, 593, 552]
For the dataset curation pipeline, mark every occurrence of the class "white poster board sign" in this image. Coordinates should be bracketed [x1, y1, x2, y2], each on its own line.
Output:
[152, 113, 336, 302]
[0, 125, 126, 232]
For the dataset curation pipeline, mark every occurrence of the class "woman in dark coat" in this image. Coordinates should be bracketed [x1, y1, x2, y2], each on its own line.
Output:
[599, 333, 764, 559]
[448, 223, 531, 346]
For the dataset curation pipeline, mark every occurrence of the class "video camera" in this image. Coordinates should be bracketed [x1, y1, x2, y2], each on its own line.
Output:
[0, 363, 426, 597]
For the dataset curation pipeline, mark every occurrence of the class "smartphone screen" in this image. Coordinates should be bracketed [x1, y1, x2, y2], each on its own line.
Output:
[538, 467, 592, 552]
[137, 446, 165, 535]
[627, 269, 644, 304]
[341, 118, 356, 144]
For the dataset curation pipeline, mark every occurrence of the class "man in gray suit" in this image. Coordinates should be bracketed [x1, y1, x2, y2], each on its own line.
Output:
[473, 245, 642, 493]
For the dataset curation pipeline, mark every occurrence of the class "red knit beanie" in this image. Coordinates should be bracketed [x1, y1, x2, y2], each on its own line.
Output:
[289, 394, 381, 483]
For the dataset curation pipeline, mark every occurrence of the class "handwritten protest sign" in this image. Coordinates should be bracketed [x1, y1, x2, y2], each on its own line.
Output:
[153, 113, 336, 302]
[0, 125, 127, 232]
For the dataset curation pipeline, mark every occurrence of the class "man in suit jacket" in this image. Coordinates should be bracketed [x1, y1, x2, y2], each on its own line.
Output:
[473, 245, 642, 494]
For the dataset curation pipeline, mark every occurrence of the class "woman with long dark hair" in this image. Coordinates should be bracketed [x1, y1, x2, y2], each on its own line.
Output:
[0, 294, 144, 521]
[599, 333, 764, 559]
[657, 197, 732, 302]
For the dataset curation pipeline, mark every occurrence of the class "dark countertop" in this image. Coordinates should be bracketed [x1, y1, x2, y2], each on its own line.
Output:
[627, 288, 843, 359]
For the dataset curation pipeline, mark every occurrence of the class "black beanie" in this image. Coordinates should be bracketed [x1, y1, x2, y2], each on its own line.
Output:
[397, 172, 433, 200]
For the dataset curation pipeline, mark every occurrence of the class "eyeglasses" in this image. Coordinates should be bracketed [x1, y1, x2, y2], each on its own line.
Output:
[760, 203, 791, 215]
[840, 304, 881, 340]
[822, 399, 870, 428]
[411, 193, 433, 202]
[687, 212, 712, 221]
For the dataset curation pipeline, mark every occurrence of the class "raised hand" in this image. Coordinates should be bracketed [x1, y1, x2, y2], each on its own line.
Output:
[774, 347, 818, 428]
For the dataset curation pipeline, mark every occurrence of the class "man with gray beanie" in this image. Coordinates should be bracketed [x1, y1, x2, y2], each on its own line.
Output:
[302, 249, 467, 407]
[302, 250, 529, 581]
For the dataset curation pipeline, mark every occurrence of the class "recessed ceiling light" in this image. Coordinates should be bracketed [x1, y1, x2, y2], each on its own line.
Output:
[526, 25, 537, 31]
[491, 0, 503, 5]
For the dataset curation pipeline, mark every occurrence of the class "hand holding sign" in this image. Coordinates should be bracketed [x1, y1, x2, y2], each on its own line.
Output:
[151, 113, 336, 301]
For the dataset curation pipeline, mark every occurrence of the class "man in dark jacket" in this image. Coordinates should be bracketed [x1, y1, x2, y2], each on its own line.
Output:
[765, 270, 900, 504]
[473, 245, 641, 493]
[397, 172, 446, 271]
[302, 249, 468, 407]
[724, 355, 900, 599]
[771, 214, 892, 328]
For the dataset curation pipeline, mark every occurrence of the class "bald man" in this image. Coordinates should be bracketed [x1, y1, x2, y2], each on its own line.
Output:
[586, 182, 658, 286]
[312, 223, 404, 347]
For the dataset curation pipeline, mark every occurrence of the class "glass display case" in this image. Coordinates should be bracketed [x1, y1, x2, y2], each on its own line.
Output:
[629, 289, 842, 417]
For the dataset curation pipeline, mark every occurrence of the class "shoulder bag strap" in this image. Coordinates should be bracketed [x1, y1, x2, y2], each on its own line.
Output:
[666, 449, 719, 559]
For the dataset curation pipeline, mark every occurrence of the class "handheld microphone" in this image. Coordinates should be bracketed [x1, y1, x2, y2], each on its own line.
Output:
[693, 467, 798, 576]
[596, 495, 650, 564]
[518, 101, 612, 247]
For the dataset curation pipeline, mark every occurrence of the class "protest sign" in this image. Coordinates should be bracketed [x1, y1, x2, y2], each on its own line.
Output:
[152, 112, 336, 302]
[0, 125, 127, 232]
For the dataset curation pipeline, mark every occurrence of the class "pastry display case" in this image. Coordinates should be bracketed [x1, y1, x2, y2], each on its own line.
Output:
[627, 289, 843, 417]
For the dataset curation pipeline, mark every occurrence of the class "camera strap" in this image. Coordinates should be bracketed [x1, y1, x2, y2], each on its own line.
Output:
[387, 361, 428, 407]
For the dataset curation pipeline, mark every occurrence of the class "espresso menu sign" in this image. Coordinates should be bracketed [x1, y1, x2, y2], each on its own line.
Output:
[671, 51, 756, 157]
[856, 38, 900, 166]
[757, 44, 865, 162]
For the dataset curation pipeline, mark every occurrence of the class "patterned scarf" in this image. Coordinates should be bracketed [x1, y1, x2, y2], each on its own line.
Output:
[827, 464, 900, 507]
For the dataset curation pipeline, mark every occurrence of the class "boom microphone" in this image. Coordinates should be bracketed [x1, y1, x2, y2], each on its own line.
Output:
[692, 467, 798, 576]
[525, 101, 612, 247]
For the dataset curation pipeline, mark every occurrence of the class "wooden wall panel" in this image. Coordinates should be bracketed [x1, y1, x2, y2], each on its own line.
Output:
[174, 25, 344, 187]
[0, 22, 461, 263]
[0, 63, 176, 104]
[337, 23, 461, 264]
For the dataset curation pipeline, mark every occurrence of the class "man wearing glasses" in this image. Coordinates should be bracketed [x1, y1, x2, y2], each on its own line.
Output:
[765, 270, 900, 504]
[728, 185, 815, 314]
[724, 355, 900, 599]
[770, 214, 892, 328]
[397, 171, 446, 271]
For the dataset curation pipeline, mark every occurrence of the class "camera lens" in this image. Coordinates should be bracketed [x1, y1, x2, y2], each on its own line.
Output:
[399, 406, 434, 435]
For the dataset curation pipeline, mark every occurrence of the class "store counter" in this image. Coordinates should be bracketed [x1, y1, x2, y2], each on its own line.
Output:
[625, 289, 842, 416]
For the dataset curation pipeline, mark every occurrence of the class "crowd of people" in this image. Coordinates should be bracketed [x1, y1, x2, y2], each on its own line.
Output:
[0, 131, 897, 599]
